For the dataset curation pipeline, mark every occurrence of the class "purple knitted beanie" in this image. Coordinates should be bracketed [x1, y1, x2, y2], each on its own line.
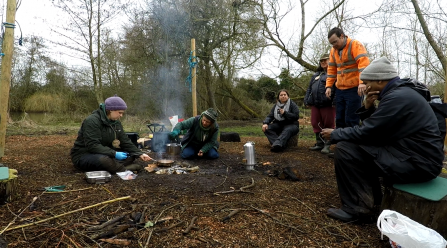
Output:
[105, 95, 127, 111]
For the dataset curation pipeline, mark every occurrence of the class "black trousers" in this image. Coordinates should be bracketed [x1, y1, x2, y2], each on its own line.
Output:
[75, 154, 136, 173]
[334, 141, 385, 216]
[264, 123, 299, 148]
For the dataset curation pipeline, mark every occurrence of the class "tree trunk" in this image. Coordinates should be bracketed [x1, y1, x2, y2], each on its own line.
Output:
[203, 56, 217, 110]
[96, 0, 104, 102]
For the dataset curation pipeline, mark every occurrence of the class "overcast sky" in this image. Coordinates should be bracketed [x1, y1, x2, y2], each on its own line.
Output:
[12, 0, 384, 76]
[9, 0, 434, 80]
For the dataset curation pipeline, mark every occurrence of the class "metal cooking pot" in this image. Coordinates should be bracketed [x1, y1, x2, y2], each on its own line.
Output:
[166, 143, 181, 155]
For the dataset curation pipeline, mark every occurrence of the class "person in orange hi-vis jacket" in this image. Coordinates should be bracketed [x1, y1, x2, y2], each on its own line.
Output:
[325, 27, 370, 129]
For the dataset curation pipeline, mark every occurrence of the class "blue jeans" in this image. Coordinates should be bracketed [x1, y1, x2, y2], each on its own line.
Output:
[181, 144, 219, 159]
[335, 87, 362, 128]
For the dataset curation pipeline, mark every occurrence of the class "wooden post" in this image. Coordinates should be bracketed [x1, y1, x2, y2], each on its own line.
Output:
[445, 66, 447, 148]
[191, 39, 197, 116]
[0, 0, 16, 159]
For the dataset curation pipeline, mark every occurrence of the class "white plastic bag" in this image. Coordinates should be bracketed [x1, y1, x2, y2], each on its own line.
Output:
[169, 115, 178, 131]
[116, 171, 137, 180]
[377, 209, 447, 248]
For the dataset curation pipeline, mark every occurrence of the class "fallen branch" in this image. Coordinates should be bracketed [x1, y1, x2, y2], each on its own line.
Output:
[0, 194, 42, 235]
[3, 196, 131, 232]
[191, 202, 227, 206]
[247, 205, 306, 234]
[144, 203, 180, 248]
[155, 220, 185, 232]
[240, 178, 255, 190]
[182, 216, 199, 235]
[139, 206, 148, 225]
[214, 161, 229, 188]
[98, 238, 131, 246]
[214, 178, 255, 195]
[93, 224, 130, 240]
[87, 215, 125, 231]
[291, 196, 316, 215]
[221, 209, 241, 222]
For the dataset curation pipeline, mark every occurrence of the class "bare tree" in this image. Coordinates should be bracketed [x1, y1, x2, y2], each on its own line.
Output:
[255, 0, 347, 72]
[410, 0, 446, 72]
[51, 0, 125, 104]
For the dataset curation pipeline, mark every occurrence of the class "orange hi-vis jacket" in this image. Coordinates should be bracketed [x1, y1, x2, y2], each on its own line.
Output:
[326, 37, 370, 90]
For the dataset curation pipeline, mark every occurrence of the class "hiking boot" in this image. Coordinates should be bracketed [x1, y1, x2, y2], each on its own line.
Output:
[327, 208, 357, 222]
[327, 152, 335, 158]
[321, 144, 331, 154]
[270, 145, 283, 152]
[309, 144, 324, 151]
[309, 133, 324, 151]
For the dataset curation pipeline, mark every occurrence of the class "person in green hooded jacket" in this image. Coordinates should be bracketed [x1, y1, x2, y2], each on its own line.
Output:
[169, 108, 219, 159]
[70, 95, 152, 173]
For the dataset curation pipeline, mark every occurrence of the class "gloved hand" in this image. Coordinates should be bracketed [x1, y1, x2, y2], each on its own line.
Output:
[115, 152, 128, 160]
[169, 130, 180, 140]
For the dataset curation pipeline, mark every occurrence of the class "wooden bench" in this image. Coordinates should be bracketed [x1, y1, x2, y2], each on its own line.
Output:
[381, 175, 447, 238]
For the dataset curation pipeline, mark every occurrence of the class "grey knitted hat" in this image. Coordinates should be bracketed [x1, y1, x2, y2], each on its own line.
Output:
[105, 95, 127, 111]
[360, 57, 398, 81]
[202, 108, 218, 122]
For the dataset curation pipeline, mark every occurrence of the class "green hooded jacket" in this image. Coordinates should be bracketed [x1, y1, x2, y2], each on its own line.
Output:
[70, 104, 143, 165]
[173, 115, 219, 153]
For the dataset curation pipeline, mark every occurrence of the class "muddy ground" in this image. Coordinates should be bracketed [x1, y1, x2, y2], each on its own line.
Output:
[0, 131, 392, 247]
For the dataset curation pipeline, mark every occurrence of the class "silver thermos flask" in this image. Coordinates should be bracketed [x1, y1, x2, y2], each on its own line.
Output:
[244, 141, 256, 168]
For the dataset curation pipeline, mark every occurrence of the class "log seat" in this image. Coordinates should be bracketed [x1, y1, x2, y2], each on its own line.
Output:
[381, 175, 447, 239]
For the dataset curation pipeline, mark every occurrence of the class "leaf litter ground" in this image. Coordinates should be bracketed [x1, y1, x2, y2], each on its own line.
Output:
[0, 132, 391, 247]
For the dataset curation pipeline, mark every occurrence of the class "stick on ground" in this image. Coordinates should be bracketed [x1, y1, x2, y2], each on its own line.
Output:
[221, 209, 241, 222]
[182, 216, 198, 234]
[3, 196, 131, 232]
[87, 215, 125, 231]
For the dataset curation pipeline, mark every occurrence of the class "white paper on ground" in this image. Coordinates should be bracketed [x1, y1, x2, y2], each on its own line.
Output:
[116, 170, 137, 180]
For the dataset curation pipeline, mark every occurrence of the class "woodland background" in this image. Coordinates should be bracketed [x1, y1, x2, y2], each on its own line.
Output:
[7, 0, 447, 121]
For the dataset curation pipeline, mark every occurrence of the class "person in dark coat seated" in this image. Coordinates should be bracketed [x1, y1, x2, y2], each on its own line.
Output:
[262, 89, 300, 152]
[71, 95, 152, 173]
[321, 57, 444, 222]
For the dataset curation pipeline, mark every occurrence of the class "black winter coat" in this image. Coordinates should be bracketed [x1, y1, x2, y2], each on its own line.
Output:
[70, 104, 143, 165]
[263, 100, 300, 126]
[331, 78, 443, 183]
[429, 102, 447, 142]
[304, 71, 334, 108]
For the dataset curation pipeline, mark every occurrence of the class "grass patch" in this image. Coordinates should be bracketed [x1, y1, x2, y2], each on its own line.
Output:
[5, 113, 316, 142]
[219, 120, 315, 141]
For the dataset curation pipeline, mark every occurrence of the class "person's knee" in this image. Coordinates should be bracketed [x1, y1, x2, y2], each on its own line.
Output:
[181, 147, 195, 159]
[99, 156, 125, 173]
[334, 141, 362, 161]
[206, 149, 219, 159]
